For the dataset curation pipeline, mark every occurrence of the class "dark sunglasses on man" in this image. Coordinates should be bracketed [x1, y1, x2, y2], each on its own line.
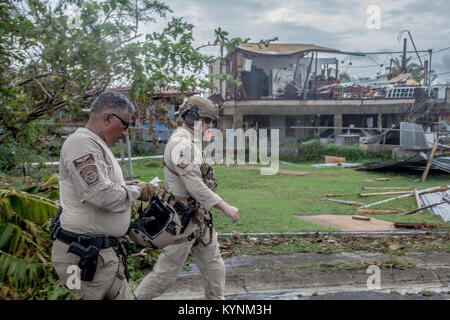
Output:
[108, 113, 130, 130]
[201, 117, 213, 125]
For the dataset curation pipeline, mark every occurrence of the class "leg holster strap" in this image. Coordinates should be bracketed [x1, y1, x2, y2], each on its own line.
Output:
[105, 258, 126, 300]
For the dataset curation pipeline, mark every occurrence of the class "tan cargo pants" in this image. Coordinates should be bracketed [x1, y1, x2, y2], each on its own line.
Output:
[51, 239, 135, 300]
[134, 222, 225, 300]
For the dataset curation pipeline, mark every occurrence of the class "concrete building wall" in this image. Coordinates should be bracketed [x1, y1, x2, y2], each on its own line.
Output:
[219, 116, 233, 130]
[269, 115, 285, 140]
[210, 59, 227, 99]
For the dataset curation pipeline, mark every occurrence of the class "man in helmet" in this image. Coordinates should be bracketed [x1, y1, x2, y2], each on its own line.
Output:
[134, 96, 239, 300]
[51, 91, 156, 300]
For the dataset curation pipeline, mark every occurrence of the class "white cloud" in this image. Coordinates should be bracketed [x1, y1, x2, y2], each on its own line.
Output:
[142, 0, 450, 77]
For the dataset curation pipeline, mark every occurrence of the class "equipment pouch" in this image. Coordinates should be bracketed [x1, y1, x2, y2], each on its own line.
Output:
[67, 242, 100, 282]
[192, 207, 206, 225]
[200, 163, 217, 192]
[204, 178, 217, 192]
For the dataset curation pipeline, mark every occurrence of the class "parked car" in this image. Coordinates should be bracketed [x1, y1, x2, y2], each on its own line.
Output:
[319, 128, 380, 144]
[346, 129, 380, 144]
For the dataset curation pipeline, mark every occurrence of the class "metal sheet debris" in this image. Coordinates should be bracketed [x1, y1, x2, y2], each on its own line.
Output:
[355, 153, 450, 174]
[419, 190, 450, 222]
[400, 122, 428, 149]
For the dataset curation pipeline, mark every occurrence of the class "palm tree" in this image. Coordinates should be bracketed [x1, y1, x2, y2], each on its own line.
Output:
[387, 56, 432, 83]
[0, 174, 76, 299]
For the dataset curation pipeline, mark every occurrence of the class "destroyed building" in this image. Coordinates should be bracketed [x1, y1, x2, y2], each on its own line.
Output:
[210, 43, 450, 145]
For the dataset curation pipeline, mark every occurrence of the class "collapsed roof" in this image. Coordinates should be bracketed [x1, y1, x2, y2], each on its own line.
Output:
[234, 43, 342, 56]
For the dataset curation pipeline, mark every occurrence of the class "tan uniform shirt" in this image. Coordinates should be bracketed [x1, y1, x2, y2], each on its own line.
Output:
[59, 127, 140, 237]
[164, 127, 222, 212]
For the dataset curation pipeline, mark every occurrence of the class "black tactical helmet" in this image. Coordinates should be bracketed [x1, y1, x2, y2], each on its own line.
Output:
[128, 195, 181, 249]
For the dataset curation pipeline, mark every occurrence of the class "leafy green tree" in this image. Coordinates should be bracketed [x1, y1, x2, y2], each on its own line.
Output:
[1, 1, 275, 148]
[0, 0, 218, 145]
[339, 72, 352, 83]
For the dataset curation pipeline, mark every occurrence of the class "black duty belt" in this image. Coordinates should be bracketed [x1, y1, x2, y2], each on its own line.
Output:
[55, 228, 118, 249]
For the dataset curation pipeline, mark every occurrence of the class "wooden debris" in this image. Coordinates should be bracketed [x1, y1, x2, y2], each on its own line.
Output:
[321, 198, 366, 206]
[363, 178, 390, 182]
[356, 209, 402, 214]
[412, 186, 422, 214]
[362, 186, 412, 190]
[398, 198, 450, 215]
[325, 155, 346, 164]
[394, 222, 443, 229]
[358, 191, 413, 197]
[420, 186, 449, 195]
[420, 139, 439, 183]
[325, 194, 348, 198]
[352, 215, 371, 221]
[359, 185, 449, 209]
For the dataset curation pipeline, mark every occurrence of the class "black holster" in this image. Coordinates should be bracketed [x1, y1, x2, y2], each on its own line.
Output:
[67, 242, 100, 282]
[173, 200, 195, 234]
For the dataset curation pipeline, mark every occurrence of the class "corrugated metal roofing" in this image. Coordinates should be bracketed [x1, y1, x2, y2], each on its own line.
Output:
[236, 43, 340, 56]
[355, 153, 450, 174]
[400, 122, 428, 149]
[419, 189, 450, 222]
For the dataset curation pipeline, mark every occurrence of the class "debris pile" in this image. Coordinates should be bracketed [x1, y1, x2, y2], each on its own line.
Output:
[320, 184, 450, 222]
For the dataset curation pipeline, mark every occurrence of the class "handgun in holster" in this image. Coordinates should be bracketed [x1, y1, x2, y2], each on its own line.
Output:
[67, 242, 100, 282]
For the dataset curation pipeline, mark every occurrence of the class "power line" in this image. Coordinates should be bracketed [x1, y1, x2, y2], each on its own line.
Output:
[345, 64, 380, 68]
[435, 71, 450, 76]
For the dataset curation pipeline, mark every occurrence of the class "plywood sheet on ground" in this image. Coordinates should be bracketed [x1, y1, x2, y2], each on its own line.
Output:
[296, 214, 400, 231]
[236, 165, 309, 176]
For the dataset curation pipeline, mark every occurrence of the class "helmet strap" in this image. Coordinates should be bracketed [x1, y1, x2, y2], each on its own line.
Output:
[183, 104, 200, 128]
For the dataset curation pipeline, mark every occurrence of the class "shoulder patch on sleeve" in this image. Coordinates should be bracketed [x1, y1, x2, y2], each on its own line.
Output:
[177, 152, 190, 169]
[73, 153, 99, 186]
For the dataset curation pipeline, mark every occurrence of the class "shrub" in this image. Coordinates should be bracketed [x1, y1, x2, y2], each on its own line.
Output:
[286, 140, 393, 163]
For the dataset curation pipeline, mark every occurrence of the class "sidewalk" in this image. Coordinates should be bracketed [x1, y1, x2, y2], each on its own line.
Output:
[143, 251, 450, 300]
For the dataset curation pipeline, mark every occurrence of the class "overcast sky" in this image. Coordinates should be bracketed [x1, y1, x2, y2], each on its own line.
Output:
[142, 0, 450, 83]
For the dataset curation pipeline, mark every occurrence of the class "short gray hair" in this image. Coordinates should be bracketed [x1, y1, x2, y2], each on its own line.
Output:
[90, 91, 135, 116]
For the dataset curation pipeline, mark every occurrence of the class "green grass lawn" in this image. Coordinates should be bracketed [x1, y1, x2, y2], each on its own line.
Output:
[131, 159, 450, 233]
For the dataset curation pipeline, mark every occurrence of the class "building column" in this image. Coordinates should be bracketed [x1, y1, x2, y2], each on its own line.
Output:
[233, 113, 243, 129]
[377, 113, 382, 129]
[334, 114, 342, 135]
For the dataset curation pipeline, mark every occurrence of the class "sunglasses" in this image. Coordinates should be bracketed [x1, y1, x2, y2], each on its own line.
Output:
[110, 113, 130, 130]
[201, 117, 213, 125]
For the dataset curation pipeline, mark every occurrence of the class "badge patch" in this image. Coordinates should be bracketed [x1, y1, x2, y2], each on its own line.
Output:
[73, 154, 99, 186]
[177, 158, 189, 169]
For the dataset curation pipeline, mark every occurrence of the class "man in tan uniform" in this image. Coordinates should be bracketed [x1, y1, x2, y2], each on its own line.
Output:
[135, 96, 239, 300]
[51, 91, 155, 300]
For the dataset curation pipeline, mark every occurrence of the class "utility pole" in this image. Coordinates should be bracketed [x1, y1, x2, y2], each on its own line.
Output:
[401, 38, 407, 73]
[423, 60, 428, 86]
[220, 44, 223, 98]
[428, 49, 433, 88]
[388, 58, 393, 79]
